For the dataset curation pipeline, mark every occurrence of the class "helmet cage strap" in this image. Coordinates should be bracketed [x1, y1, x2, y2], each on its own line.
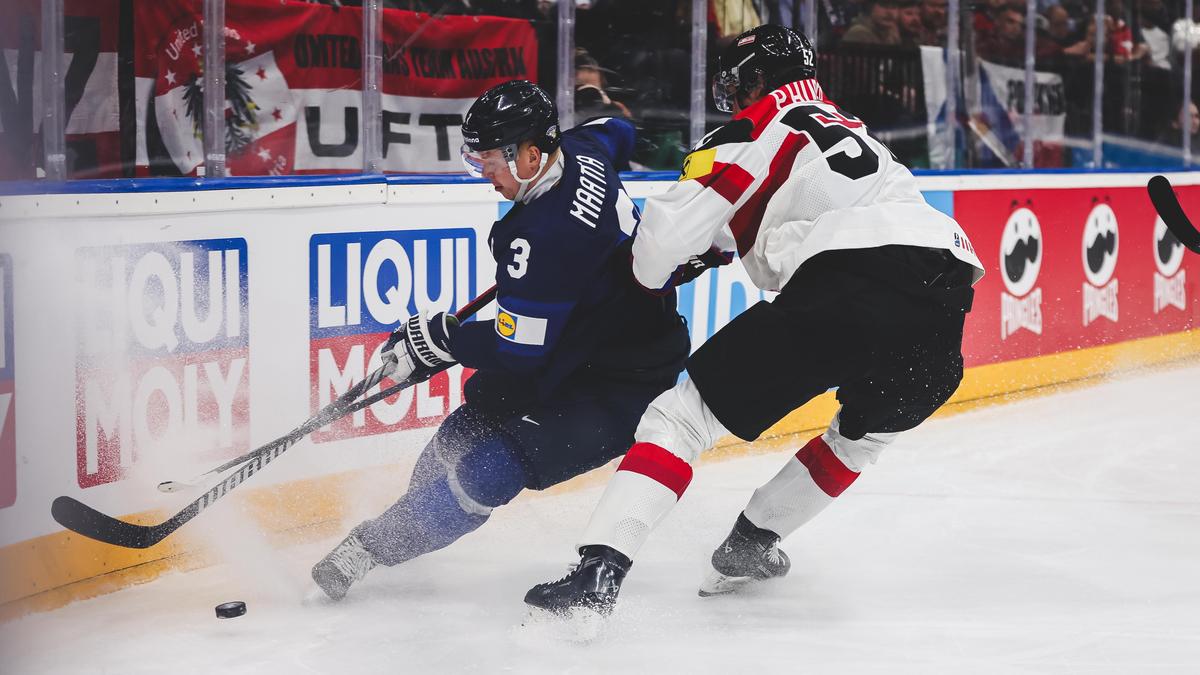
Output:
[509, 144, 549, 202]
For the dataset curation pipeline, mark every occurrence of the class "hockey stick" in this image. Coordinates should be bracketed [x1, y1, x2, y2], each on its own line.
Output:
[50, 285, 498, 549]
[1147, 175, 1200, 254]
[155, 286, 499, 493]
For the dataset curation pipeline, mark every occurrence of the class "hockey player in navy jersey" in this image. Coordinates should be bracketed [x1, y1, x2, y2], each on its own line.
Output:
[312, 80, 690, 601]
[525, 25, 985, 616]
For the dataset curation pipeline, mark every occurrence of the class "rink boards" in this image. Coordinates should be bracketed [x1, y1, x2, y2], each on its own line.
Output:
[0, 171, 1198, 618]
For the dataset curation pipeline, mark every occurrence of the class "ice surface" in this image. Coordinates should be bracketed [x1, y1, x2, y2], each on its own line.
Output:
[3, 364, 1199, 674]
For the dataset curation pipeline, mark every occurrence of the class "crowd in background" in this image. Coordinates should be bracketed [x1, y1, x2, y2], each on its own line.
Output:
[304, 0, 1200, 166]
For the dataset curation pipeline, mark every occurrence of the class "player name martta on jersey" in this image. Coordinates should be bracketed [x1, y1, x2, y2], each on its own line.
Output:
[569, 154, 608, 228]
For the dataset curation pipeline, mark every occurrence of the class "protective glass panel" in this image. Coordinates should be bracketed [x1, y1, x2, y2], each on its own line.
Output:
[0, 0, 46, 180]
[1, 0, 124, 180]
[378, 3, 551, 174]
[215, 0, 364, 176]
[580, 1, 694, 170]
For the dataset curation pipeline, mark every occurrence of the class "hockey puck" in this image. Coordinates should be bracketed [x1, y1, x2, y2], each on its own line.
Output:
[215, 601, 247, 619]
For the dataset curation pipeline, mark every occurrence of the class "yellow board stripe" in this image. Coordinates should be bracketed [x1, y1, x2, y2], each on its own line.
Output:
[2, 328, 1197, 622]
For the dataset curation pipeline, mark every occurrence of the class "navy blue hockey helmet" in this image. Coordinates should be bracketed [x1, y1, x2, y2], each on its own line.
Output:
[461, 80, 560, 176]
[713, 24, 817, 113]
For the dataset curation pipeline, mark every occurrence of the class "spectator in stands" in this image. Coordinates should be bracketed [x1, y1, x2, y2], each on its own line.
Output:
[1137, 0, 1172, 70]
[1037, 4, 1076, 59]
[1158, 98, 1200, 147]
[977, 4, 1025, 65]
[575, 49, 632, 119]
[973, 0, 1009, 36]
[842, 0, 902, 45]
[918, 0, 948, 46]
[1105, 0, 1146, 64]
[818, 0, 867, 49]
[898, 0, 924, 47]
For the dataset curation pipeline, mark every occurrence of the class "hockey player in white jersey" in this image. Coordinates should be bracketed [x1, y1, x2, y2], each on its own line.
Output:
[525, 24, 984, 615]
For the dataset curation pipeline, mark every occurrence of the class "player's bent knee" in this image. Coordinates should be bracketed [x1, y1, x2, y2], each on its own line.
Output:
[823, 411, 899, 473]
[633, 379, 725, 465]
[443, 437, 528, 513]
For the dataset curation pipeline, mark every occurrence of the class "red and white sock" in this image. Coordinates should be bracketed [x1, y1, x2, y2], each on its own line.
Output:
[743, 411, 899, 539]
[577, 442, 694, 559]
[743, 434, 861, 538]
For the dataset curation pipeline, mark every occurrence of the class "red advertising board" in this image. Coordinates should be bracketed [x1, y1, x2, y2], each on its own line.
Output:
[957, 184, 1200, 367]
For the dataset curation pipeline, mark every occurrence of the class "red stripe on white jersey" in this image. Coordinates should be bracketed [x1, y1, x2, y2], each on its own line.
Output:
[795, 436, 859, 498]
[728, 132, 809, 256]
[696, 161, 755, 205]
[617, 442, 694, 499]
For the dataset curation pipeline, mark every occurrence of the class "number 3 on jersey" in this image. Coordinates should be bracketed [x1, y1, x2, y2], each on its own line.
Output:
[508, 238, 531, 279]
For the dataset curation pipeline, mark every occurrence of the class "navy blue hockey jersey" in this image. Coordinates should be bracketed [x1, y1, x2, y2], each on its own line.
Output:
[450, 117, 687, 399]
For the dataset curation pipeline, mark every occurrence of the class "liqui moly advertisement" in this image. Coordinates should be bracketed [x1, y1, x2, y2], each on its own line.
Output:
[0, 255, 14, 508]
[309, 229, 477, 442]
[74, 239, 250, 488]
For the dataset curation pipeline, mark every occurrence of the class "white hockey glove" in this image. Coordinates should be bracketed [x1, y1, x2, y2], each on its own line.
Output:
[380, 311, 459, 381]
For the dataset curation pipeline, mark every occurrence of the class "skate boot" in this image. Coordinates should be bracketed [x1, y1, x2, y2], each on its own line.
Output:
[524, 545, 632, 617]
[312, 527, 377, 601]
[698, 512, 790, 597]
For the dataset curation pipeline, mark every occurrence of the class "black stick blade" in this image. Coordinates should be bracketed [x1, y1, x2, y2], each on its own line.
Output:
[1148, 175, 1200, 254]
[51, 496, 159, 549]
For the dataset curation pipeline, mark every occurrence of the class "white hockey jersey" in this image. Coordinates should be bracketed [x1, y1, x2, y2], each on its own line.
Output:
[632, 78, 985, 293]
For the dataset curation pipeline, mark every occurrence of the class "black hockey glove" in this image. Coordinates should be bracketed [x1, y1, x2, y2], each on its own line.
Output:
[675, 247, 734, 285]
[381, 311, 459, 381]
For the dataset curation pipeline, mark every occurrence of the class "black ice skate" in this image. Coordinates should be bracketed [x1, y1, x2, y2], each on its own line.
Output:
[698, 512, 790, 597]
[312, 527, 377, 601]
[524, 545, 632, 617]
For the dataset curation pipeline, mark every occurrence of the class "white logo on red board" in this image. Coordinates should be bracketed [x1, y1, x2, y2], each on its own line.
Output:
[75, 240, 250, 488]
[1082, 201, 1119, 326]
[1000, 206, 1043, 339]
[1152, 216, 1187, 314]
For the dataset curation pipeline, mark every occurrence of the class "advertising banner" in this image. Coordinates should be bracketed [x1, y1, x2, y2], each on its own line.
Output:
[957, 185, 1200, 367]
[74, 239, 250, 488]
[976, 59, 1066, 166]
[134, 0, 537, 176]
[309, 228, 478, 442]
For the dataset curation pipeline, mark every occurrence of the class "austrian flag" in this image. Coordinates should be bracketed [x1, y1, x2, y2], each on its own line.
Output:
[135, 0, 537, 176]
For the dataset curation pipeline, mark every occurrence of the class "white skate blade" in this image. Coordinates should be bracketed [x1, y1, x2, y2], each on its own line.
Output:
[698, 568, 756, 597]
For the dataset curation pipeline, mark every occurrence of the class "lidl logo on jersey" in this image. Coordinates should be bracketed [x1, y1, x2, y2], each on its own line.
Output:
[999, 206, 1044, 339]
[75, 239, 250, 488]
[496, 311, 517, 337]
[493, 304, 547, 345]
[309, 229, 476, 442]
[1152, 216, 1187, 314]
[0, 255, 14, 508]
[1081, 200, 1120, 326]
